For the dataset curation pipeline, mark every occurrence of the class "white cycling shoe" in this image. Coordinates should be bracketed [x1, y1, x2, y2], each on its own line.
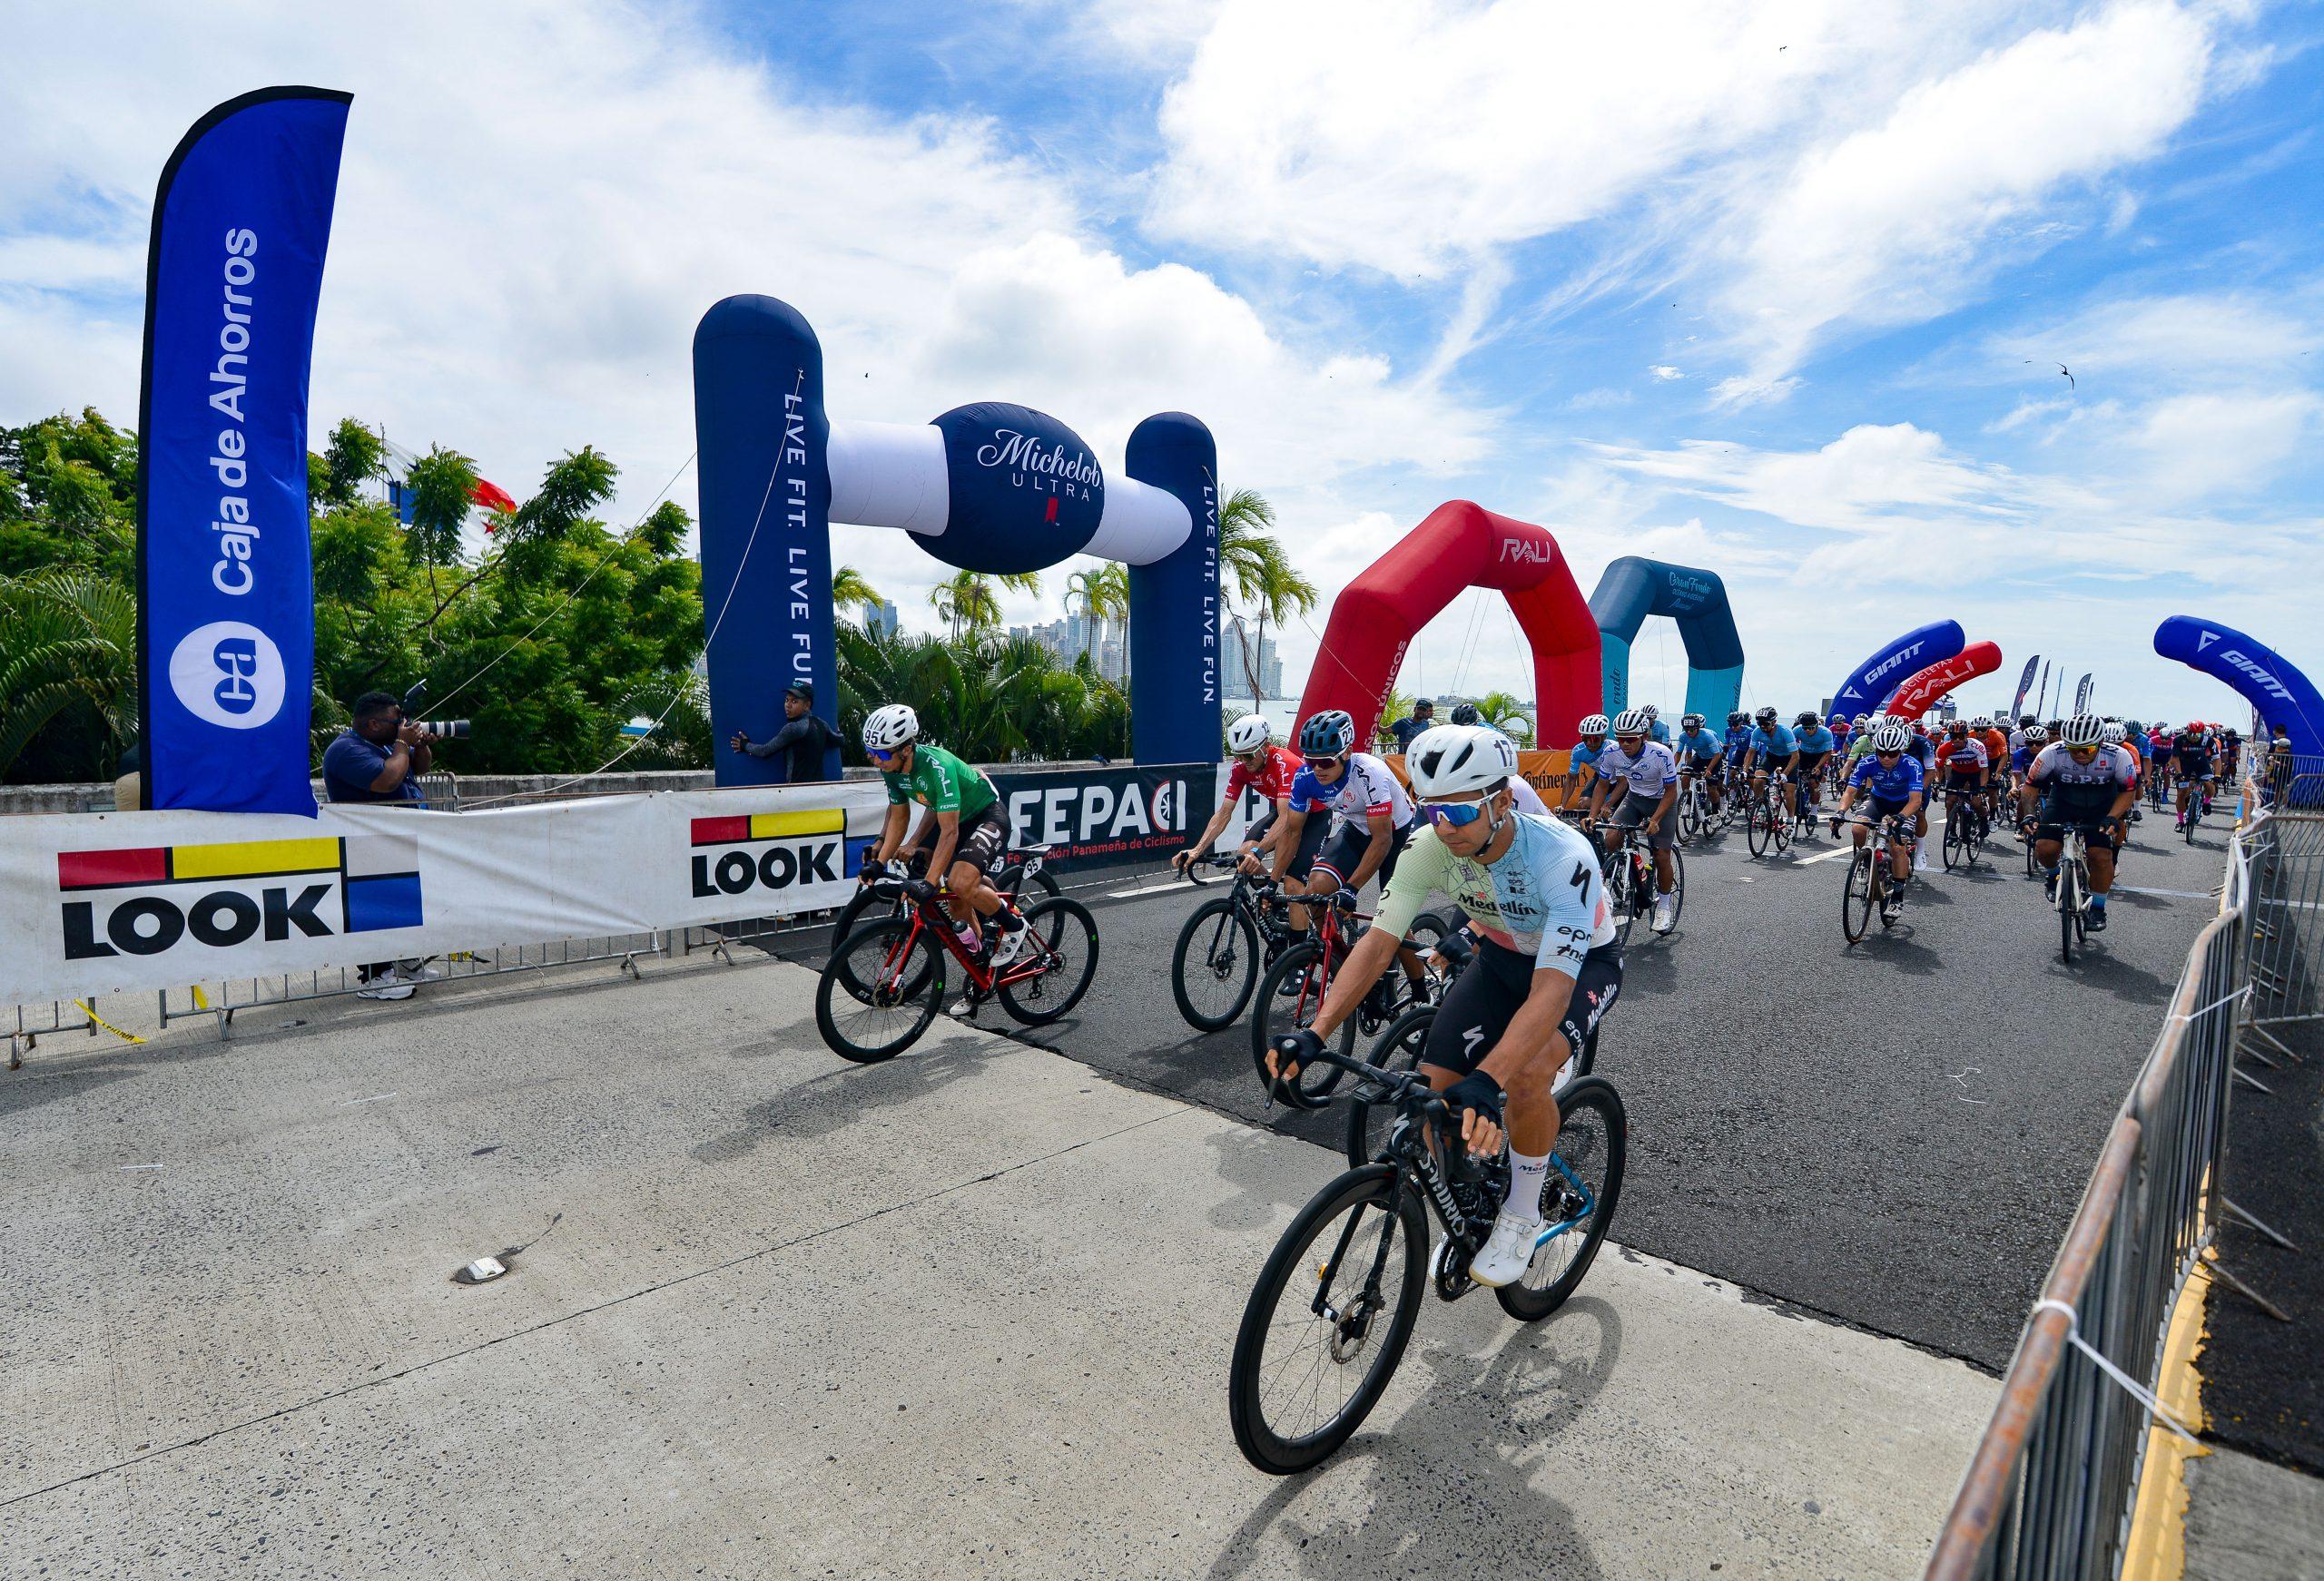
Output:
[1468, 1209, 1545, 1289]
[988, 919, 1030, 967]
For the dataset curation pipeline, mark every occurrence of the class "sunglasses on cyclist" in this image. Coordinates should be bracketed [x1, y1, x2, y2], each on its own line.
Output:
[1423, 800, 1490, 828]
[1875, 748, 1903, 759]
[870, 747, 901, 764]
[1311, 753, 1347, 771]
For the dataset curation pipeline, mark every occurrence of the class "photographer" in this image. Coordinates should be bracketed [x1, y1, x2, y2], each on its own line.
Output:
[729, 679, 839, 784]
[323, 692, 436, 999]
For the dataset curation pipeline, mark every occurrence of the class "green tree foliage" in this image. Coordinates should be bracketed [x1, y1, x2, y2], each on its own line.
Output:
[835, 624, 1127, 765]
[0, 409, 137, 580]
[1470, 690, 1535, 744]
[0, 566, 138, 780]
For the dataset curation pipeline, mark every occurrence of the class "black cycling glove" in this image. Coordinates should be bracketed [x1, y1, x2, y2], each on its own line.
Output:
[1443, 1068, 1504, 1130]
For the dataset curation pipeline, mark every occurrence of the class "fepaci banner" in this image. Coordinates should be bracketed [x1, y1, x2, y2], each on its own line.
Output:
[138, 87, 351, 815]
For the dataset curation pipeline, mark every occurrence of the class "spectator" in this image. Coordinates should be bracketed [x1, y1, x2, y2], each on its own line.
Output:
[1385, 698, 1434, 752]
[112, 741, 144, 812]
[730, 680, 841, 783]
[323, 691, 436, 999]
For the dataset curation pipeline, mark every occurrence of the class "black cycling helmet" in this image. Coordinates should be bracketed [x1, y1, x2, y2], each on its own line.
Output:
[1681, 712, 1704, 730]
[1727, 711, 1748, 726]
[1754, 705, 1777, 724]
[1795, 711, 1817, 728]
[1298, 710, 1355, 758]
[1449, 702, 1482, 726]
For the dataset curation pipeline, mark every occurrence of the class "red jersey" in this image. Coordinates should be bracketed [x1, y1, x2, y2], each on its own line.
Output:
[1226, 745, 1303, 803]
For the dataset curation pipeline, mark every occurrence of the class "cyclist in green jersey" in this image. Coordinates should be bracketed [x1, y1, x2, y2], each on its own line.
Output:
[860, 703, 1029, 964]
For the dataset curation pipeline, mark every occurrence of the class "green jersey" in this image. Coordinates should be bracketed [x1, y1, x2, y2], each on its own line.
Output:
[882, 743, 998, 818]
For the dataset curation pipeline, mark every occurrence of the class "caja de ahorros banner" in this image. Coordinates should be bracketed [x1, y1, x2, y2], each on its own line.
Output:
[139, 88, 351, 815]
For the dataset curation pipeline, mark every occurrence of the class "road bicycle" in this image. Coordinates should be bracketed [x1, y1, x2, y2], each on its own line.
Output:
[1249, 888, 1452, 1105]
[828, 843, 1059, 954]
[1227, 1036, 1626, 1474]
[815, 875, 1098, 1061]
[1745, 771, 1796, 858]
[1837, 813, 1908, 943]
[2180, 777, 2214, 844]
[1591, 820, 1681, 946]
[1941, 784, 1990, 870]
[1340, 998, 1600, 1170]
[2051, 822, 2102, 965]
[1169, 852, 1298, 1031]
[1675, 767, 1721, 845]
[2145, 766, 2170, 813]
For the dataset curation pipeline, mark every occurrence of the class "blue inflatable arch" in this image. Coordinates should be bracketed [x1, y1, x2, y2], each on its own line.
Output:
[692, 296, 1219, 784]
[1588, 557, 1744, 721]
[2154, 615, 2324, 758]
[1832, 620, 1965, 718]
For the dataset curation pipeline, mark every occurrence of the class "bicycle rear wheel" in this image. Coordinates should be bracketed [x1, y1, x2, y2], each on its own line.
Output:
[1170, 898, 1260, 1031]
[1843, 851, 1876, 943]
[1227, 1165, 1428, 1475]
[1250, 941, 1359, 1102]
[816, 918, 945, 1062]
[997, 897, 1099, 1025]
[1496, 1076, 1627, 1321]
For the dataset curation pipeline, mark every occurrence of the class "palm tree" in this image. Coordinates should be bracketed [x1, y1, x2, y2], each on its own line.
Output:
[930, 568, 1040, 641]
[1472, 690, 1534, 745]
[831, 565, 883, 624]
[1063, 567, 1105, 668]
[1083, 562, 1130, 682]
[1216, 490, 1315, 710]
[0, 566, 137, 778]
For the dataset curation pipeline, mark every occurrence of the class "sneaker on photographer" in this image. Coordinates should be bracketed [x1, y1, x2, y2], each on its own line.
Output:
[357, 977, 414, 1001]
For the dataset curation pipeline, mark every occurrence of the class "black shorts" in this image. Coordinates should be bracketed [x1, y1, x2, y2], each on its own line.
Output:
[1944, 771, 1984, 797]
[1422, 937, 1621, 1076]
[1797, 751, 1830, 779]
[1609, 789, 1677, 849]
[2035, 799, 2119, 848]
[1246, 809, 1329, 880]
[948, 805, 1009, 878]
[1315, 819, 1413, 891]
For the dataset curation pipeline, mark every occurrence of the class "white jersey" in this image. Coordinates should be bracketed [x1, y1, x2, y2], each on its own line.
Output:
[1288, 751, 1415, 833]
[1590, 739, 1679, 800]
[1507, 775, 1550, 816]
[2030, 741, 2136, 790]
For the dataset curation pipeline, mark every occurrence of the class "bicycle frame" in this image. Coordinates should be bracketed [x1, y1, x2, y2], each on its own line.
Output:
[862, 879, 1056, 998]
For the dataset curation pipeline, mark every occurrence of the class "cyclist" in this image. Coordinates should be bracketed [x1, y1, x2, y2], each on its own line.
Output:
[1828, 712, 1854, 763]
[1582, 709, 1682, 933]
[1274, 709, 1429, 999]
[2010, 723, 2046, 823]
[861, 703, 1030, 965]
[2106, 722, 2144, 830]
[2029, 715, 2137, 932]
[1675, 711, 1727, 816]
[1836, 721, 1925, 924]
[1265, 723, 1620, 1288]
[2218, 727, 2243, 789]
[1564, 712, 1611, 811]
[1742, 705, 1799, 824]
[1792, 712, 1837, 817]
[1931, 720, 1991, 840]
[1638, 702, 1673, 745]
[1176, 713, 1319, 959]
[1449, 703, 1551, 813]
[2169, 719, 2216, 830]
[1722, 711, 1755, 786]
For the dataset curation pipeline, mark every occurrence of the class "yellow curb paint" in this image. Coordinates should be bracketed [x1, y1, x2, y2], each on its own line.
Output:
[2120, 1256, 2213, 1581]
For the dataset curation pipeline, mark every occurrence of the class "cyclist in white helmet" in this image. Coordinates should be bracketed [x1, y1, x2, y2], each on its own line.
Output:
[1265, 724, 1620, 1290]
[1564, 713, 1612, 811]
[861, 703, 1029, 965]
[1177, 713, 1324, 949]
[1583, 708, 1682, 933]
[2028, 715, 2137, 931]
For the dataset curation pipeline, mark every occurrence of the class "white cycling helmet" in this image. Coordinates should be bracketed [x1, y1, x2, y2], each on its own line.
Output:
[1640, 703, 1659, 718]
[1971, 715, 1991, 730]
[2064, 714, 2105, 748]
[1406, 724, 1518, 799]
[1872, 722, 1912, 752]
[1579, 713, 1610, 736]
[862, 702, 921, 752]
[2102, 722, 2126, 744]
[1612, 708, 1649, 735]
[1224, 713, 1272, 755]
[2027, 725, 2051, 744]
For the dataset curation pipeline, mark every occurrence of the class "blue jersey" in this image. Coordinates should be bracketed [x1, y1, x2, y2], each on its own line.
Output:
[1722, 726, 1752, 764]
[1675, 728, 1723, 761]
[1848, 752, 1925, 802]
[1748, 724, 1797, 761]
[1795, 725, 1836, 755]
[1645, 719, 1672, 745]
[1571, 739, 1605, 770]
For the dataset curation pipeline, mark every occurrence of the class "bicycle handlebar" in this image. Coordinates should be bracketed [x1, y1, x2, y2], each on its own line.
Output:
[1262, 1036, 1452, 1125]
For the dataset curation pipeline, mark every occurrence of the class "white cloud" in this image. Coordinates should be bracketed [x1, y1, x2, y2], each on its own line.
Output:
[1986, 288, 2324, 384]
[1719, 1, 2217, 391]
[2133, 389, 2322, 498]
[1649, 365, 1684, 381]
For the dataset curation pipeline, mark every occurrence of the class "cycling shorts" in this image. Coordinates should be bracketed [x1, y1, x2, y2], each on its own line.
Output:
[1796, 751, 1830, 778]
[1944, 770, 1985, 794]
[1854, 796, 1915, 839]
[1246, 809, 1329, 880]
[1608, 789, 1677, 850]
[943, 805, 1009, 879]
[1314, 818, 1414, 892]
[1682, 752, 1722, 778]
[1422, 935, 1621, 1077]
[2035, 798, 2120, 848]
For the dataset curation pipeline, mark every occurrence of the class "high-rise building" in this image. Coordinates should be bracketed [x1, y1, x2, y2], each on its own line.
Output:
[864, 599, 900, 639]
[1222, 628, 1284, 700]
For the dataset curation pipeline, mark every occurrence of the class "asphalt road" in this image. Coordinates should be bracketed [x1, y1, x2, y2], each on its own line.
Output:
[774, 801, 2234, 1374]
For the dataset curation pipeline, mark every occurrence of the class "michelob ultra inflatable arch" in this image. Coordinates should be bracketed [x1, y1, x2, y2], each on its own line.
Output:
[693, 295, 1219, 784]
[1588, 556, 1744, 722]
[1294, 501, 1600, 749]
[1887, 640, 2004, 722]
[2153, 615, 2324, 757]
[1831, 619, 1965, 718]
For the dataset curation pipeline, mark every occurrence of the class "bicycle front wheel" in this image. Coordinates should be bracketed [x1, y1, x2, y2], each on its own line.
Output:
[1843, 851, 1875, 943]
[1171, 897, 1261, 1031]
[1250, 941, 1359, 1102]
[816, 918, 945, 1062]
[1746, 794, 1771, 857]
[1227, 1165, 1428, 1475]
[1496, 1076, 1627, 1321]
[997, 897, 1099, 1025]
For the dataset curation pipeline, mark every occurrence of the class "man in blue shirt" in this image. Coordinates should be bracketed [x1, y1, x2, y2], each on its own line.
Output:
[1837, 722, 1925, 922]
[1675, 712, 1727, 815]
[1639, 702, 1673, 746]
[1563, 712, 1610, 810]
[1792, 711, 1837, 817]
[321, 692, 436, 1000]
[1722, 712, 1753, 771]
[1743, 706, 1798, 822]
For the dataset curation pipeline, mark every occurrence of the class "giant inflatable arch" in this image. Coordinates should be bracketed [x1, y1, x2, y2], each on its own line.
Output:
[1832, 620, 1965, 718]
[1887, 640, 2004, 722]
[1293, 501, 1600, 749]
[1589, 556, 1744, 722]
[2154, 615, 2324, 757]
[693, 295, 1219, 784]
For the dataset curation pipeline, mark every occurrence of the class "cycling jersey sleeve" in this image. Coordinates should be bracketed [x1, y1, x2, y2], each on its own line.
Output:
[1370, 826, 1445, 943]
[882, 771, 910, 807]
[1535, 835, 1607, 978]
[1287, 767, 1321, 816]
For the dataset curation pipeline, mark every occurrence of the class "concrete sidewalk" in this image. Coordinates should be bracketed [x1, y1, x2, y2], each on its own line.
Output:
[2, 957, 1994, 1578]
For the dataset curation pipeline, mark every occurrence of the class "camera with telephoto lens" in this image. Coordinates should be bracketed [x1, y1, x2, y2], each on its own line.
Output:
[399, 682, 473, 741]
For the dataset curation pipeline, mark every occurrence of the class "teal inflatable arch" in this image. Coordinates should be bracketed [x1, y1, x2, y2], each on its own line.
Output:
[1588, 557, 1745, 720]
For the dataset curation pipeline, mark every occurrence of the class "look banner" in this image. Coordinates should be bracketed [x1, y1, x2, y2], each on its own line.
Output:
[139, 88, 352, 815]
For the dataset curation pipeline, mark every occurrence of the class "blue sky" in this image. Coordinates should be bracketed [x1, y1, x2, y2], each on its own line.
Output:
[5, 1, 2321, 727]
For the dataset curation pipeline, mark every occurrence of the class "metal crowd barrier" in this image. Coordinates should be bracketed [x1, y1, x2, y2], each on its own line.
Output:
[1925, 790, 2292, 1578]
[7, 999, 103, 1071]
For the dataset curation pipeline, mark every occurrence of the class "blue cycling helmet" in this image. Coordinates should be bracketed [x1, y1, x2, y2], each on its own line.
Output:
[1298, 710, 1355, 758]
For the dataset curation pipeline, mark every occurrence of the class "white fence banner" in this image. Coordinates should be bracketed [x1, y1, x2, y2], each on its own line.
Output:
[0, 782, 891, 1006]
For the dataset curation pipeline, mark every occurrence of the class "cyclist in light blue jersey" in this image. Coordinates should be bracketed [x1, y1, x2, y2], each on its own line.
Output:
[1638, 703, 1673, 746]
[1791, 712, 1837, 816]
[1743, 706, 1800, 820]
[1675, 711, 1727, 817]
[1563, 712, 1610, 811]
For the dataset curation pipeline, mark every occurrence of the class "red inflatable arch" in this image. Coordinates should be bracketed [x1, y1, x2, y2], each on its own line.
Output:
[1295, 501, 1601, 748]
[1888, 640, 2004, 722]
